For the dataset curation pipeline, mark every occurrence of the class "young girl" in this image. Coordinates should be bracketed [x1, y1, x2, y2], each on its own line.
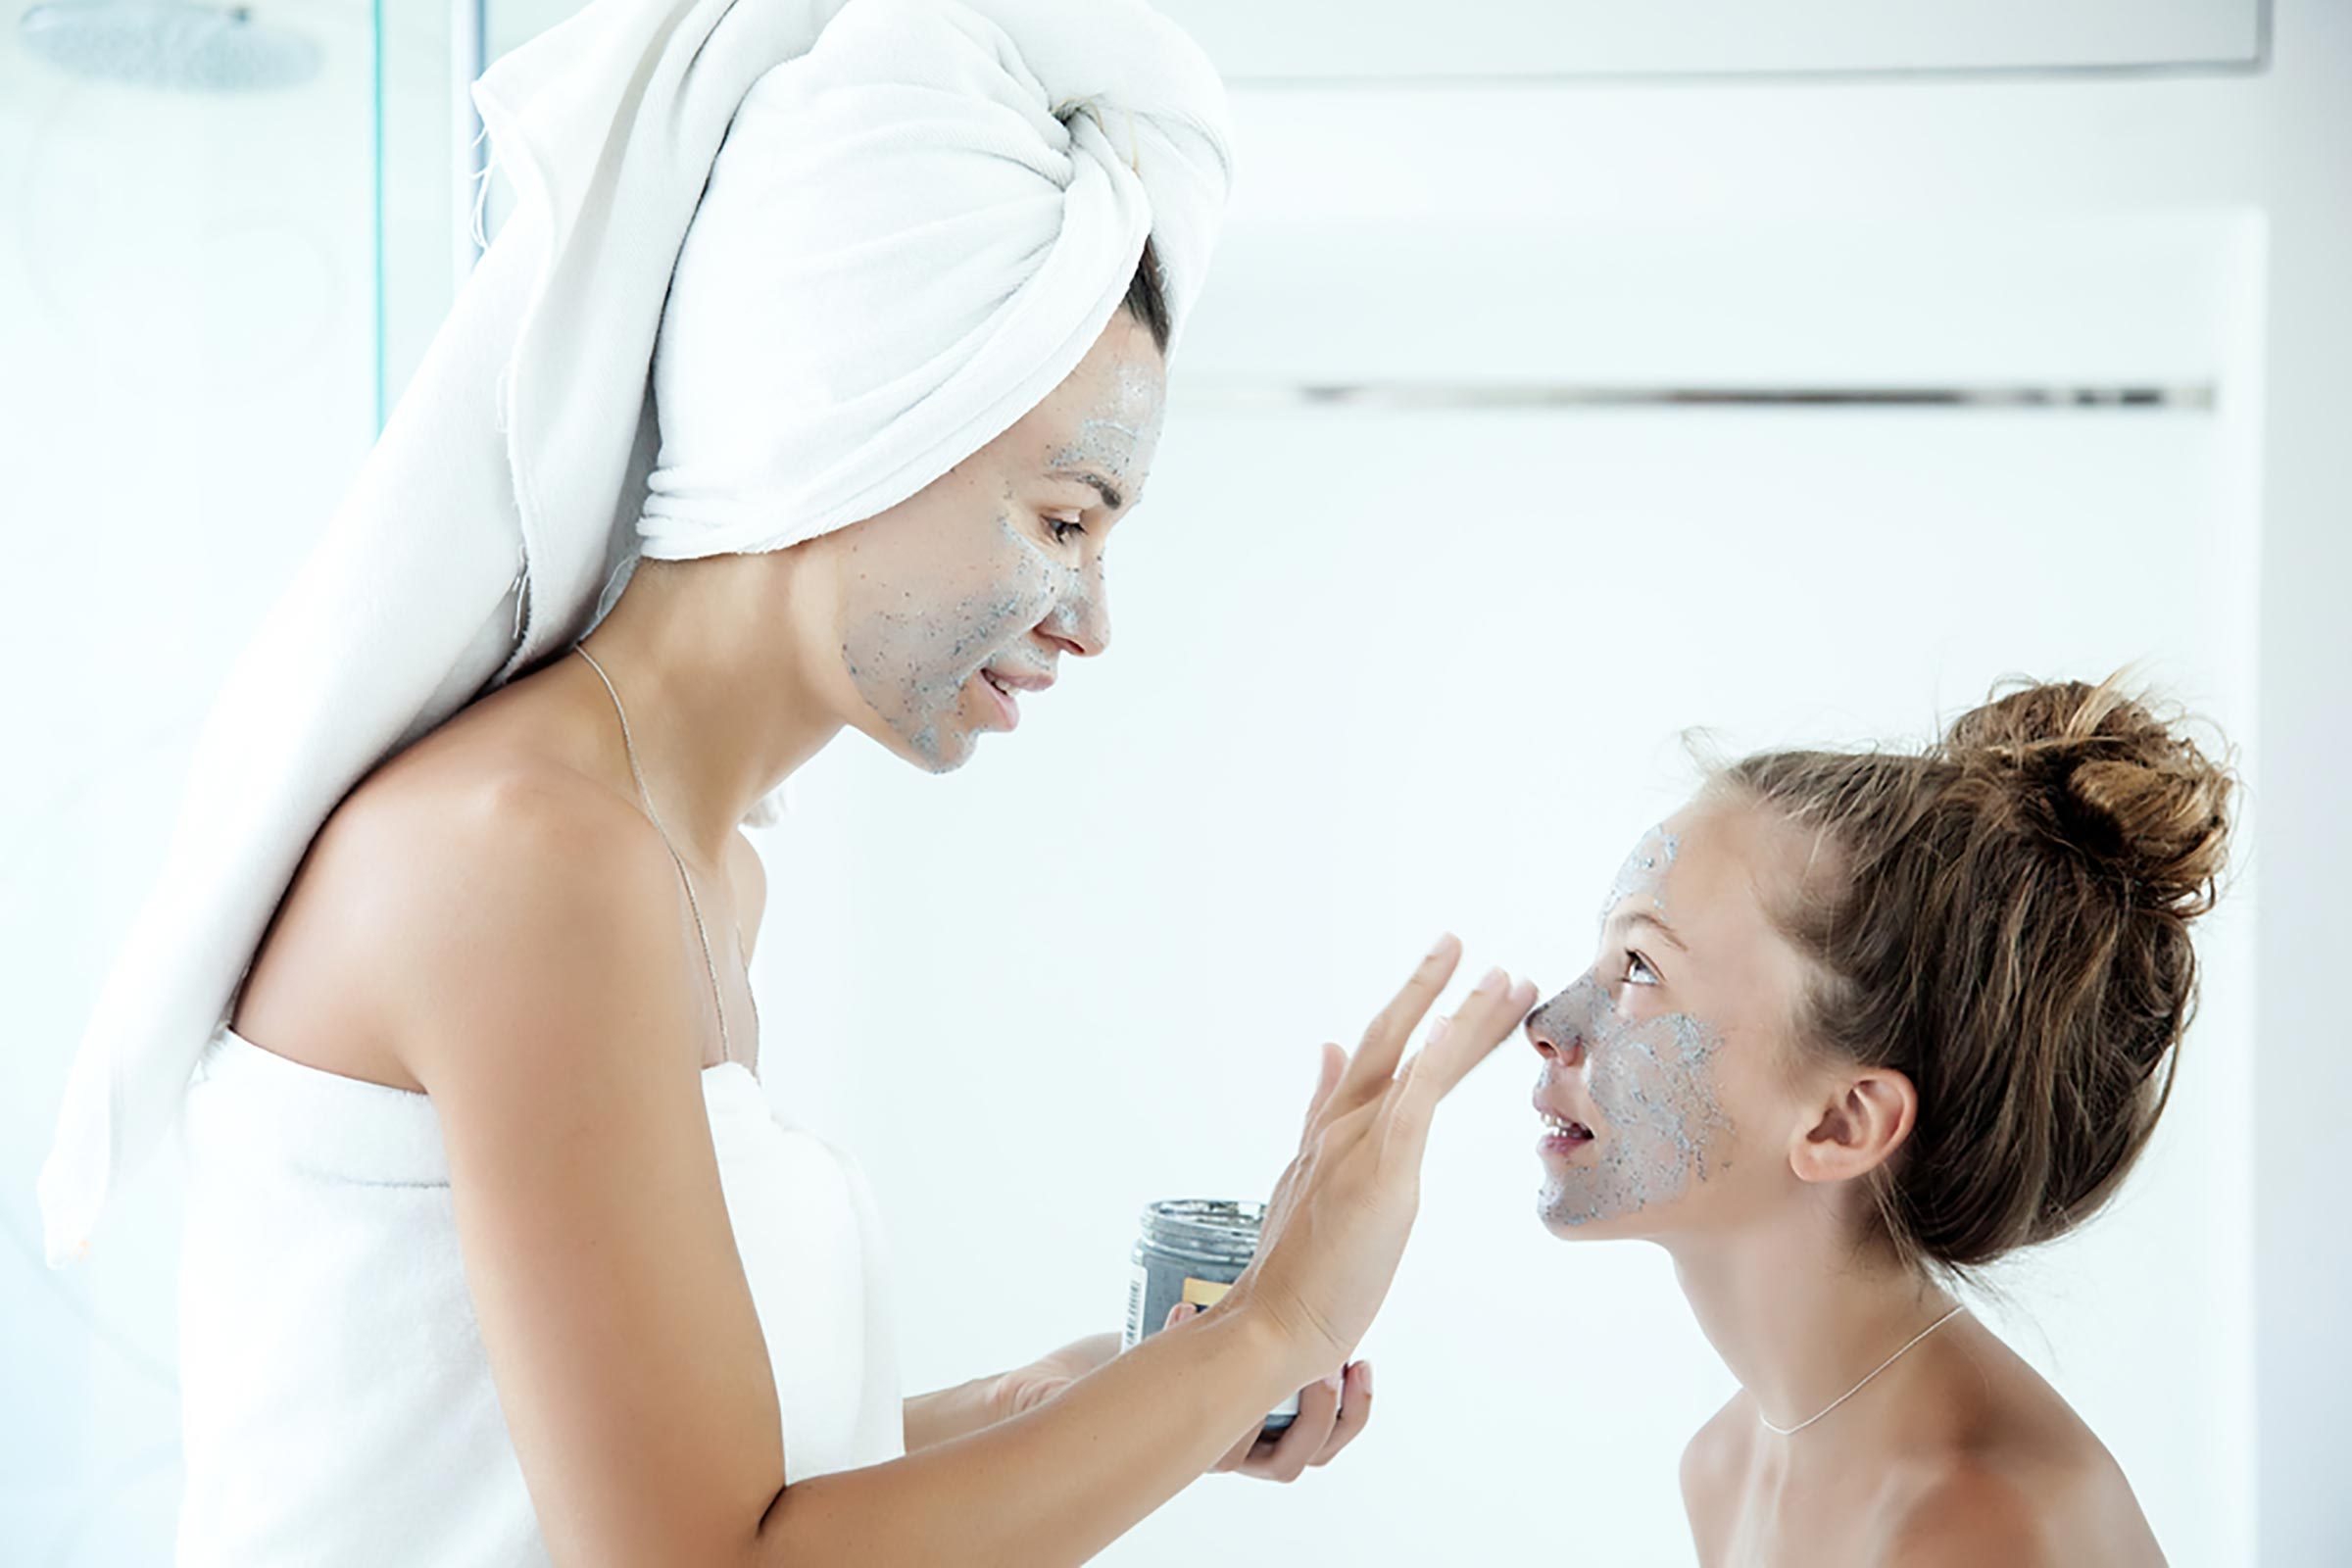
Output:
[1529, 678, 2230, 1565]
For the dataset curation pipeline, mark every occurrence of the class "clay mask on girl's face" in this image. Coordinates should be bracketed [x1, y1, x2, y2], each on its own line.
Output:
[1598, 823, 1680, 929]
[828, 311, 1165, 771]
[1530, 821, 1735, 1233]
[1529, 974, 1733, 1231]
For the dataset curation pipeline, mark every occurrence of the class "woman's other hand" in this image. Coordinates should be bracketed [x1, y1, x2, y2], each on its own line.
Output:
[1162, 1302, 1372, 1482]
[989, 1333, 1125, 1421]
[1001, 1310, 1373, 1484]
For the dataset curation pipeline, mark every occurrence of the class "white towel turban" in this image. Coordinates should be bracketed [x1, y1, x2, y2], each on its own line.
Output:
[40, 0, 1232, 1264]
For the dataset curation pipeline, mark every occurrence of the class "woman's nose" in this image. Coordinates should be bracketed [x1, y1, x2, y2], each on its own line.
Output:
[1045, 558, 1111, 657]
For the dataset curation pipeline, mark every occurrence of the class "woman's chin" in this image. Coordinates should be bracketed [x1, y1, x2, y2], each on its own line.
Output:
[859, 709, 980, 774]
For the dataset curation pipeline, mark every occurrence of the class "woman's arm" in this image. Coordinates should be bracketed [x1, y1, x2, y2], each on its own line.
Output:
[914, 1320, 1373, 1481]
[903, 1337, 1121, 1454]
[379, 777, 1515, 1568]
[902, 1376, 1004, 1452]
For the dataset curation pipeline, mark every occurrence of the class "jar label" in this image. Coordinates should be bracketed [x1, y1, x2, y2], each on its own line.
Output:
[1182, 1276, 1233, 1310]
[1123, 1250, 1301, 1427]
[1122, 1262, 1150, 1350]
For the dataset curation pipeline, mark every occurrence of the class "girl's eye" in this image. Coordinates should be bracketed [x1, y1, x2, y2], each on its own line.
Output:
[1624, 951, 1662, 988]
[1047, 514, 1087, 545]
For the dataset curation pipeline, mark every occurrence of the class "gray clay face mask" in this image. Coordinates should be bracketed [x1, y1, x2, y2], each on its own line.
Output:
[847, 324, 1166, 770]
[838, 321, 1164, 772]
[841, 512, 1076, 769]
[1532, 974, 1734, 1229]
[1536, 820, 1731, 1228]
[1598, 822, 1681, 930]
[1048, 356, 1165, 498]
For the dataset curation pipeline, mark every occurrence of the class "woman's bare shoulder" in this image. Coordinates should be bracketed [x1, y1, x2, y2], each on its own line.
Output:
[236, 727, 679, 1090]
[364, 743, 685, 1043]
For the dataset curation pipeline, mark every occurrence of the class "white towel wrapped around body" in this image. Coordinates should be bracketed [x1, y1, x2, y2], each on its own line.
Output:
[39, 0, 1232, 1263]
[175, 1029, 906, 1565]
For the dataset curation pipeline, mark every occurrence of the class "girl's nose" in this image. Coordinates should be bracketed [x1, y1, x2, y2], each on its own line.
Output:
[1525, 999, 1586, 1068]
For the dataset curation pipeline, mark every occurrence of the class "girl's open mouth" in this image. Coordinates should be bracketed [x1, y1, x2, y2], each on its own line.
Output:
[1539, 1111, 1594, 1154]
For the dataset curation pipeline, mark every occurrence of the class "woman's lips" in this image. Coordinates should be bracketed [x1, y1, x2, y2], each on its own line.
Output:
[976, 665, 1054, 731]
[978, 669, 1020, 729]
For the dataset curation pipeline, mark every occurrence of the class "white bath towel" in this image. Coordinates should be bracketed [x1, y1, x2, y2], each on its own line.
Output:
[39, 0, 1232, 1263]
[175, 1029, 905, 1565]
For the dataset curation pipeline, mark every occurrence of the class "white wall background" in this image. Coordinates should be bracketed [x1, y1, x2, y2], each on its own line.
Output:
[6, 2, 2347, 1564]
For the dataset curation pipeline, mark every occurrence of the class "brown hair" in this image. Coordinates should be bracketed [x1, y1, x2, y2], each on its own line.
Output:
[1121, 238, 1172, 355]
[1721, 677, 2234, 1273]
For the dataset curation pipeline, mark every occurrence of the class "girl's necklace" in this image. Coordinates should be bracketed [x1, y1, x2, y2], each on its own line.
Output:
[1757, 1304, 1967, 1438]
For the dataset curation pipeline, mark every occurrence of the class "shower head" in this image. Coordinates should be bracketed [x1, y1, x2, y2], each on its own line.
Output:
[19, 1, 321, 92]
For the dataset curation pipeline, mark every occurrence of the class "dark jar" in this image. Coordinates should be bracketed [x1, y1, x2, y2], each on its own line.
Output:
[1121, 1198, 1298, 1435]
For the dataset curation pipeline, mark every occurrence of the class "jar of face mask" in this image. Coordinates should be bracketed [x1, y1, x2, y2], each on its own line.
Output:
[1122, 1198, 1298, 1435]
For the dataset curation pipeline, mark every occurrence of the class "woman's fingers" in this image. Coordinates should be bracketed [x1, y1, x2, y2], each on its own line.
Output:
[1316, 934, 1462, 1133]
[1298, 1041, 1347, 1145]
[1244, 1372, 1345, 1484]
[1212, 1427, 1267, 1473]
[1236, 945, 1528, 1383]
[1210, 1362, 1372, 1478]
[1385, 974, 1540, 1158]
[1308, 1361, 1373, 1468]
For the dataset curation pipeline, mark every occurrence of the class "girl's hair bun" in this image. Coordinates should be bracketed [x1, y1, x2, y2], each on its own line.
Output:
[1942, 678, 2232, 918]
[1721, 673, 2237, 1272]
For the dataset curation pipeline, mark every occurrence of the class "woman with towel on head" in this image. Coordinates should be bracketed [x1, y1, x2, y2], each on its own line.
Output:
[37, 1, 1535, 1562]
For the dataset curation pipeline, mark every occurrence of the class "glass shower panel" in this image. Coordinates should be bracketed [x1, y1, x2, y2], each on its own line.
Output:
[2, 2, 386, 1559]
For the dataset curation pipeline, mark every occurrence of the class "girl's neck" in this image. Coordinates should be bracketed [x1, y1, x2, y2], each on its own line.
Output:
[1667, 1202, 1958, 1445]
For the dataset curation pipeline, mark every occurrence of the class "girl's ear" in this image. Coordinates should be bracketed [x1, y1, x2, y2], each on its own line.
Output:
[1789, 1066, 1917, 1185]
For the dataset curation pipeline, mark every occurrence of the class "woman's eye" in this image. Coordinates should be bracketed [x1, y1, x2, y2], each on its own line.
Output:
[1624, 951, 1661, 988]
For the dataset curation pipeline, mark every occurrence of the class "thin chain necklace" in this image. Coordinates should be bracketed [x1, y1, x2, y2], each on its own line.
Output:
[572, 644, 752, 1071]
[1757, 1303, 1967, 1437]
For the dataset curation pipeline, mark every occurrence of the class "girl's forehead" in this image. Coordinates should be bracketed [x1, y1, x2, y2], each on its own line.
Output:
[1645, 800, 1788, 941]
[1658, 798, 1831, 1010]
[1597, 820, 1682, 925]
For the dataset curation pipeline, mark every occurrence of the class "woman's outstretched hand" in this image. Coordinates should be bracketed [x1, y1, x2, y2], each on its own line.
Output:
[981, 937, 1523, 1488]
[1227, 934, 1536, 1390]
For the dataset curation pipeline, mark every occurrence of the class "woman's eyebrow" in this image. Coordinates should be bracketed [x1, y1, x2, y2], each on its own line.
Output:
[1627, 910, 1690, 952]
[1053, 468, 1124, 511]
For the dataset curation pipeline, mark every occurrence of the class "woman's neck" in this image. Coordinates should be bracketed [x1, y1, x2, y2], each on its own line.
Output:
[1667, 1201, 1957, 1442]
[569, 552, 844, 861]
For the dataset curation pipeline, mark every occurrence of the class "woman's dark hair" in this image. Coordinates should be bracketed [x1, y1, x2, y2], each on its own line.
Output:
[1121, 238, 1171, 354]
[1721, 676, 2234, 1273]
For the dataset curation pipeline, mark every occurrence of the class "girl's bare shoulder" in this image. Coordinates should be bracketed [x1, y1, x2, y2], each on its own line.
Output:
[1680, 1393, 1757, 1563]
[1876, 1371, 2164, 1568]
[1878, 1445, 2160, 1567]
